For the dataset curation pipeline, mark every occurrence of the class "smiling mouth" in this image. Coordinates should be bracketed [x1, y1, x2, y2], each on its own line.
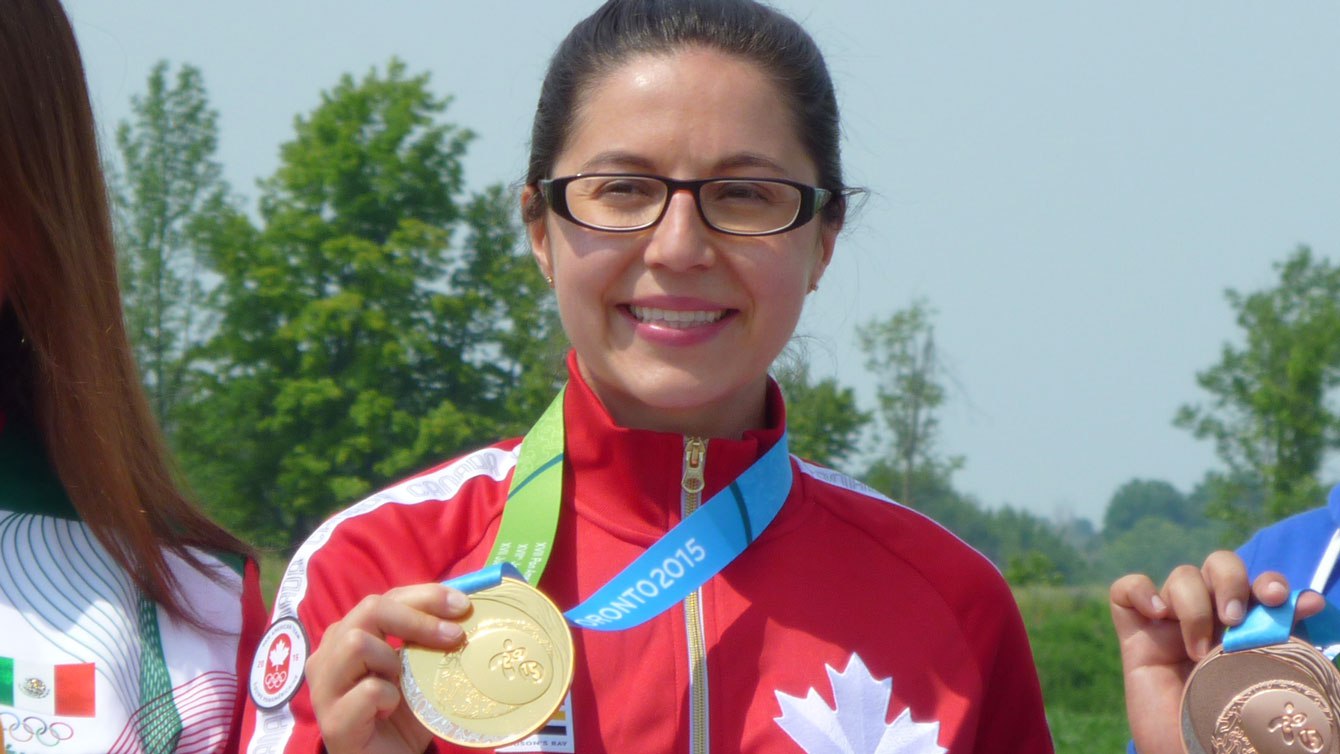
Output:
[626, 305, 729, 329]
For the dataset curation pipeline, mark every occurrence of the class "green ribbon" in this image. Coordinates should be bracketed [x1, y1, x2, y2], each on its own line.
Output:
[484, 387, 567, 583]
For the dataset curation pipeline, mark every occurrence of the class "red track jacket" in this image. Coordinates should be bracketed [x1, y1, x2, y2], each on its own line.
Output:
[241, 359, 1053, 753]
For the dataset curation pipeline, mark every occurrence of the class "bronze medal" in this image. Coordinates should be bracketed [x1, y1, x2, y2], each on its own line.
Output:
[1182, 637, 1340, 753]
[400, 576, 575, 749]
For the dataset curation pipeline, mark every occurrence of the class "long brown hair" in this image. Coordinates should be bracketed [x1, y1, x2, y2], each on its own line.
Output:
[0, 0, 252, 622]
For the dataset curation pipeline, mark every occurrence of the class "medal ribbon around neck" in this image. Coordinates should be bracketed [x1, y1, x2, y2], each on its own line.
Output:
[456, 385, 793, 632]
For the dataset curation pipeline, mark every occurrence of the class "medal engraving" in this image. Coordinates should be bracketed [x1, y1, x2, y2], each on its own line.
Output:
[402, 577, 574, 748]
[1267, 703, 1326, 752]
[1214, 682, 1330, 753]
[1184, 638, 1340, 754]
[469, 628, 552, 704]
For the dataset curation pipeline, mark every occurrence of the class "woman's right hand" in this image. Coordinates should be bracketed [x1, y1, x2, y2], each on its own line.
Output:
[1110, 551, 1324, 754]
[306, 583, 472, 754]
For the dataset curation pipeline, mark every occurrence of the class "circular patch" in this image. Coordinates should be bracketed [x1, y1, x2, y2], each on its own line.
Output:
[249, 617, 309, 710]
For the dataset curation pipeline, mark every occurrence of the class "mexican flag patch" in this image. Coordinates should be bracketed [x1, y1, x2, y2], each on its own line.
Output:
[0, 657, 95, 717]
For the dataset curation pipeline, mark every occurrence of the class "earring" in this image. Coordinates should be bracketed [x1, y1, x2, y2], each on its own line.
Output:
[807, 281, 819, 294]
[545, 274, 554, 288]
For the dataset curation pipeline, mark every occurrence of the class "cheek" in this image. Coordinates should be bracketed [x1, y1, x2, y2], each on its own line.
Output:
[550, 238, 620, 329]
[764, 237, 825, 292]
[551, 225, 642, 292]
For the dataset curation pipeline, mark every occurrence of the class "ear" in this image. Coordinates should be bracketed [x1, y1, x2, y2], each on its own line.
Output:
[522, 184, 554, 280]
[808, 218, 840, 290]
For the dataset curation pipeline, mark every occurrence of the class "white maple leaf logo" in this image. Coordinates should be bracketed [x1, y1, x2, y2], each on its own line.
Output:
[774, 654, 947, 754]
[269, 637, 290, 667]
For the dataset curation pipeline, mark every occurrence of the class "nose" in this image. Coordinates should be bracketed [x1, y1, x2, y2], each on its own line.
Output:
[643, 188, 715, 271]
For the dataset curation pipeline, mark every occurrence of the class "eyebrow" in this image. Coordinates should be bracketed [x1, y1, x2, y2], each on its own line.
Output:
[576, 150, 790, 176]
[576, 151, 656, 173]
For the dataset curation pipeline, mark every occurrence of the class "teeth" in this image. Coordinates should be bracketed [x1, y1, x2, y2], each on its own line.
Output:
[629, 306, 727, 328]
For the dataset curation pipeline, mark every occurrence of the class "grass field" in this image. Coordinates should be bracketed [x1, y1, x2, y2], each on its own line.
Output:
[1016, 585, 1130, 752]
[260, 555, 1129, 751]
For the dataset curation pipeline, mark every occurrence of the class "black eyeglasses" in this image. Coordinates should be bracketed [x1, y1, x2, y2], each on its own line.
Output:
[537, 173, 832, 237]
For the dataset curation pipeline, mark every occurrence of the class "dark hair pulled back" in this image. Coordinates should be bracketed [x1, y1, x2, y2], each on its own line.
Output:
[525, 0, 846, 225]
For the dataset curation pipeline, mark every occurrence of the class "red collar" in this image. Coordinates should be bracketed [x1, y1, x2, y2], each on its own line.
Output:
[560, 352, 788, 544]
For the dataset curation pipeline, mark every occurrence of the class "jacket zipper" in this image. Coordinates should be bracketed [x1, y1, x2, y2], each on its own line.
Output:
[681, 436, 710, 754]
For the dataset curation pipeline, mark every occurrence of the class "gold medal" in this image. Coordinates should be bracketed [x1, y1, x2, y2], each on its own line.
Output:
[1182, 638, 1340, 753]
[401, 576, 575, 749]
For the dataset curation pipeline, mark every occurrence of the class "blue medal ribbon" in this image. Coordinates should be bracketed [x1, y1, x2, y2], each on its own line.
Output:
[443, 563, 525, 595]
[442, 382, 794, 634]
[1224, 589, 1340, 652]
[563, 433, 791, 631]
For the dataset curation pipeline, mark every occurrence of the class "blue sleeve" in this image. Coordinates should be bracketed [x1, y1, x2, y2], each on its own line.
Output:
[1235, 507, 1333, 588]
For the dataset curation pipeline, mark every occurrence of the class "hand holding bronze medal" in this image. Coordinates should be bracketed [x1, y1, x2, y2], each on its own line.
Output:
[1181, 591, 1340, 754]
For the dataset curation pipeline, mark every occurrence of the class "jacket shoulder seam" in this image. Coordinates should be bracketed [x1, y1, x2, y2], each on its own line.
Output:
[270, 445, 521, 621]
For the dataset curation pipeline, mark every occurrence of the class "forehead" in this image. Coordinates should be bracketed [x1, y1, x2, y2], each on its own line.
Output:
[558, 48, 814, 178]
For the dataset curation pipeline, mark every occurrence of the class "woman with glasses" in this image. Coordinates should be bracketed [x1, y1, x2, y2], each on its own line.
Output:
[241, 1, 1053, 752]
[0, 1, 267, 752]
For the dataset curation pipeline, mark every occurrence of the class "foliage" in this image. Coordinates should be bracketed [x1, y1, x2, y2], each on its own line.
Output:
[1102, 478, 1201, 536]
[773, 357, 871, 470]
[1004, 551, 1063, 586]
[110, 61, 235, 432]
[1099, 516, 1225, 583]
[1046, 706, 1130, 754]
[1176, 246, 1340, 538]
[862, 461, 1090, 584]
[448, 183, 569, 438]
[857, 299, 959, 506]
[175, 61, 559, 548]
[990, 506, 1091, 585]
[1015, 585, 1128, 753]
[1188, 470, 1265, 543]
[1053, 514, 1098, 552]
[1097, 476, 1228, 581]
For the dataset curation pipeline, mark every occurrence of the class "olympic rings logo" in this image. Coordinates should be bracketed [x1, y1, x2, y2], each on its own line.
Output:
[1, 712, 75, 747]
[264, 669, 288, 692]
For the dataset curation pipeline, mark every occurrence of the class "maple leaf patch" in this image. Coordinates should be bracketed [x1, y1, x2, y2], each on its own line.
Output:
[774, 654, 946, 754]
[269, 637, 290, 667]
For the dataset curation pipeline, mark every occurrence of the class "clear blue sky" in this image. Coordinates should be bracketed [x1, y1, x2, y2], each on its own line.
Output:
[66, 1, 1340, 525]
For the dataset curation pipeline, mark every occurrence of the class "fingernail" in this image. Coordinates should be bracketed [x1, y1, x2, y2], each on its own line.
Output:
[447, 590, 471, 613]
[1150, 595, 1167, 613]
[1195, 638, 1211, 660]
[438, 620, 463, 643]
[1265, 582, 1288, 601]
[1224, 599, 1245, 623]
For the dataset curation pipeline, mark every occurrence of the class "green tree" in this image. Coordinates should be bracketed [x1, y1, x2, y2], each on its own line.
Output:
[450, 184, 567, 437]
[1004, 551, 1063, 586]
[862, 459, 1089, 584]
[1102, 478, 1200, 538]
[1099, 516, 1224, 582]
[1176, 246, 1340, 538]
[863, 459, 981, 533]
[858, 299, 958, 506]
[773, 357, 870, 469]
[178, 61, 557, 547]
[1188, 470, 1263, 544]
[111, 61, 234, 432]
[989, 506, 1090, 585]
